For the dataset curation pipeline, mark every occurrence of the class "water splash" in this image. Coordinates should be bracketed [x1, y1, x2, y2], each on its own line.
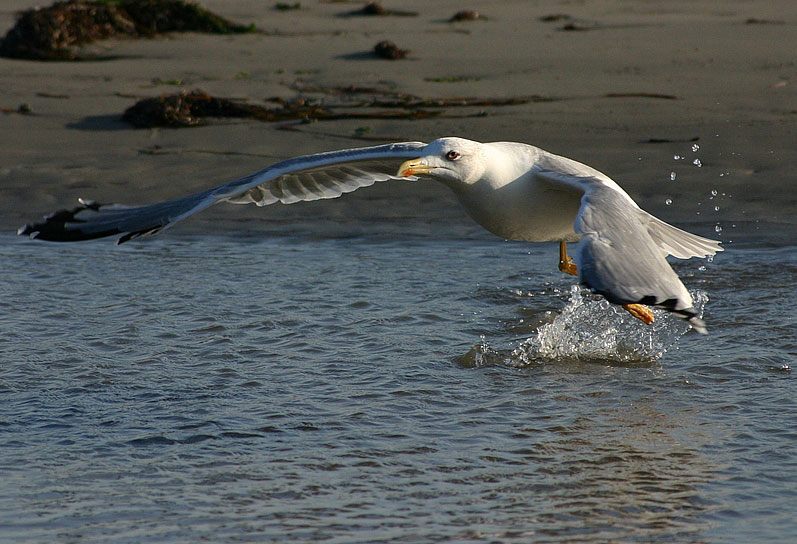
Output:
[456, 287, 709, 368]
[508, 286, 709, 366]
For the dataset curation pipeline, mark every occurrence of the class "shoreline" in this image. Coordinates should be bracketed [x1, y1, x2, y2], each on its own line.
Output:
[2, 0, 795, 236]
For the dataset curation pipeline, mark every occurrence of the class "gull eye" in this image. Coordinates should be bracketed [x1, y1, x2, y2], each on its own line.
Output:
[445, 150, 461, 161]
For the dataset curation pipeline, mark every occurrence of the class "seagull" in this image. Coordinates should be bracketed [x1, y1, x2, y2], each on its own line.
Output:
[18, 137, 722, 333]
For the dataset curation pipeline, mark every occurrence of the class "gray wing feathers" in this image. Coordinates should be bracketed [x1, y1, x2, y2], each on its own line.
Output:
[536, 167, 723, 260]
[575, 186, 707, 332]
[224, 162, 409, 206]
[19, 142, 427, 243]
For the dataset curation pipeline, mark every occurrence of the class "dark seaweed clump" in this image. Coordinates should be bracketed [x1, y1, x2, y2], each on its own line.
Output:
[449, 10, 486, 22]
[122, 90, 266, 128]
[340, 2, 417, 17]
[0, 0, 256, 60]
[373, 40, 408, 60]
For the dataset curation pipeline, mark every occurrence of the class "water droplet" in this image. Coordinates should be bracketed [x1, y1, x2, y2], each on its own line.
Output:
[670, 171, 677, 181]
[665, 198, 673, 205]
[698, 265, 707, 271]
[711, 189, 718, 196]
[714, 224, 723, 233]
[707, 255, 714, 262]
[673, 154, 682, 160]
[691, 143, 700, 152]
[693, 158, 702, 167]
[714, 205, 720, 212]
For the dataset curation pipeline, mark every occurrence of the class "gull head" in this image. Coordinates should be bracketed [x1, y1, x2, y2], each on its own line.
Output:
[397, 137, 486, 185]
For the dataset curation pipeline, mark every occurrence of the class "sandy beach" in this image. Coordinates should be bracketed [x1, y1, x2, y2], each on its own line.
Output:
[1, 0, 795, 236]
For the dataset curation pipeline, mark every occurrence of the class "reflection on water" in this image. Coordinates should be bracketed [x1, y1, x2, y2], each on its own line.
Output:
[0, 234, 795, 542]
[510, 400, 717, 542]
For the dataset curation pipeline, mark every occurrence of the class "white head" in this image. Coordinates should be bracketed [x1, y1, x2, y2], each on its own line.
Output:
[397, 137, 487, 186]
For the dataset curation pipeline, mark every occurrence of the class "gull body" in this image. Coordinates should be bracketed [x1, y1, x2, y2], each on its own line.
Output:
[19, 137, 722, 333]
[403, 138, 630, 242]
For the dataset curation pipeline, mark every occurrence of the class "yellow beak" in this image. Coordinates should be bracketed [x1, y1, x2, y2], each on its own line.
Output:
[397, 158, 433, 177]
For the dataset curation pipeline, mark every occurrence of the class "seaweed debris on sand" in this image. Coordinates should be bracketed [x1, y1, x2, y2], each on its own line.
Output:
[0, 0, 256, 60]
[449, 10, 487, 22]
[121, 87, 549, 129]
[121, 89, 440, 128]
[340, 2, 418, 17]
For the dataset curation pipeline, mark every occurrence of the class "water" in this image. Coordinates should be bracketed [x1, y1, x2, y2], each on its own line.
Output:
[1, 229, 795, 543]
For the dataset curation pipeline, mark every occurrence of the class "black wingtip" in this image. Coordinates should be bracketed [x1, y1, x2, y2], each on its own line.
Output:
[17, 200, 123, 242]
[670, 307, 708, 334]
[646, 297, 708, 334]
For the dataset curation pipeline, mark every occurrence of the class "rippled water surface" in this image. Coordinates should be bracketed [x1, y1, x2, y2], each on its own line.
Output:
[1, 229, 795, 543]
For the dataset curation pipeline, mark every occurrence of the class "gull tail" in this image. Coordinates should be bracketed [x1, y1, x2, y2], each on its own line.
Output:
[645, 213, 723, 259]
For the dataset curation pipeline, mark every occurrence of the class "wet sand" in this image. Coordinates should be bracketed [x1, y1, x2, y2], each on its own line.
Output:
[1, 0, 795, 237]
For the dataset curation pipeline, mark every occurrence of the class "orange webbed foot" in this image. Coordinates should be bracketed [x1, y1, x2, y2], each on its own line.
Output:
[623, 303, 655, 325]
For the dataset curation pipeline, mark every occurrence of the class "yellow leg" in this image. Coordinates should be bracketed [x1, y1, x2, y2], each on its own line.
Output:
[558, 241, 578, 276]
[623, 303, 655, 325]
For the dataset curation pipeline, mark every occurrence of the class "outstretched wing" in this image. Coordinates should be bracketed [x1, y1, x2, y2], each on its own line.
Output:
[18, 141, 428, 244]
[537, 170, 719, 333]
